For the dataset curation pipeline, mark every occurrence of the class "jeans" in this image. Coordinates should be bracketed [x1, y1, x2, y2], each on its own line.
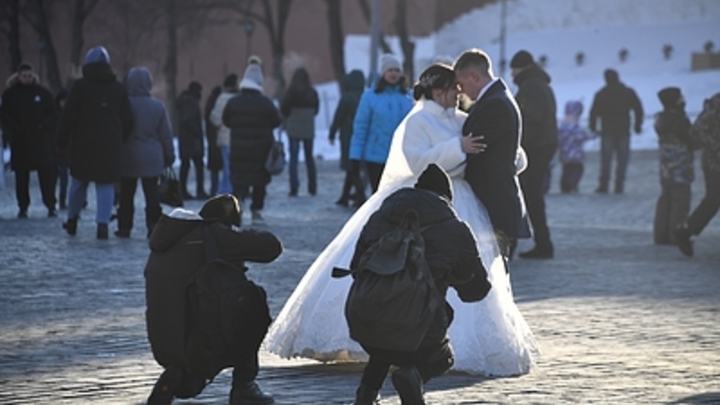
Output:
[599, 134, 630, 191]
[288, 137, 317, 194]
[218, 145, 232, 194]
[117, 176, 162, 233]
[15, 168, 56, 211]
[686, 169, 720, 236]
[67, 176, 114, 224]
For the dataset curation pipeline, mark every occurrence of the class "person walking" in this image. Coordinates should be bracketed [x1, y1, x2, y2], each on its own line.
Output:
[510, 50, 558, 259]
[348, 164, 491, 405]
[329, 69, 366, 207]
[652, 87, 694, 246]
[349, 54, 414, 192]
[144, 194, 281, 405]
[222, 64, 282, 222]
[0, 63, 58, 218]
[115, 66, 175, 239]
[558, 100, 594, 193]
[204, 85, 223, 195]
[281, 67, 319, 197]
[210, 74, 240, 195]
[589, 68, 644, 194]
[674, 92, 720, 256]
[176, 81, 207, 200]
[57, 46, 133, 239]
[453, 49, 532, 262]
[54, 89, 70, 209]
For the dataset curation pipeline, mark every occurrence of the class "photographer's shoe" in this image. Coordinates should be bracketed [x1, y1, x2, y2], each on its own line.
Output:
[392, 366, 426, 405]
[354, 383, 379, 405]
[230, 381, 274, 405]
[147, 367, 182, 405]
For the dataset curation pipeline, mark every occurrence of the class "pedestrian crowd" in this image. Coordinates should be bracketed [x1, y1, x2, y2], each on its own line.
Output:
[1, 44, 718, 405]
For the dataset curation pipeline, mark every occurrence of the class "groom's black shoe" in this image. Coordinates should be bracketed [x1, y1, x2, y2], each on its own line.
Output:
[519, 243, 554, 259]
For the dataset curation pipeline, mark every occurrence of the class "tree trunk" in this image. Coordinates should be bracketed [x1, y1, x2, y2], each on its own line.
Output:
[32, 0, 62, 92]
[356, 0, 391, 54]
[260, 0, 293, 99]
[395, 0, 414, 80]
[8, 0, 22, 72]
[324, 0, 345, 89]
[68, 0, 101, 88]
[164, 0, 179, 132]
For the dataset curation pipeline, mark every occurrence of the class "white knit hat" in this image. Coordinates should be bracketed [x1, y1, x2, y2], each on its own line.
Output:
[239, 64, 264, 91]
[379, 54, 402, 75]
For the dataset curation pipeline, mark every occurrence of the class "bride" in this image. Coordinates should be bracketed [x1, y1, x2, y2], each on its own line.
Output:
[264, 63, 538, 376]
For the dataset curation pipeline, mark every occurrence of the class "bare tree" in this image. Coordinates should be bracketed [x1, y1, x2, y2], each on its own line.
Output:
[68, 0, 103, 87]
[394, 0, 414, 80]
[0, 0, 23, 73]
[22, 0, 63, 91]
[356, 0, 391, 54]
[323, 0, 346, 88]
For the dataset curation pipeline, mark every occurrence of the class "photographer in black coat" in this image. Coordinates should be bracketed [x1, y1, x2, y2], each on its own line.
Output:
[349, 164, 491, 405]
[144, 194, 282, 405]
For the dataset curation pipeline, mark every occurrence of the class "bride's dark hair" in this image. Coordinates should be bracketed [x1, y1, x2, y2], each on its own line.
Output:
[412, 63, 456, 101]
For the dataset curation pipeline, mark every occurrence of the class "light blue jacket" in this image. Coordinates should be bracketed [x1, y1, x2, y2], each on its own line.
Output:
[349, 84, 413, 164]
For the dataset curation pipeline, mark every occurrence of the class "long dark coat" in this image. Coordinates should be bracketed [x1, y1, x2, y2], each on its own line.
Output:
[222, 89, 282, 186]
[57, 63, 133, 183]
[350, 188, 491, 349]
[463, 79, 531, 239]
[513, 64, 558, 152]
[0, 78, 57, 171]
[328, 70, 365, 170]
[176, 90, 204, 160]
[144, 213, 282, 370]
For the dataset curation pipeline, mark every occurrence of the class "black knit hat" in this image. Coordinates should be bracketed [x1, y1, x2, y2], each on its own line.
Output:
[199, 194, 242, 226]
[510, 50, 534, 69]
[658, 87, 682, 109]
[414, 164, 452, 201]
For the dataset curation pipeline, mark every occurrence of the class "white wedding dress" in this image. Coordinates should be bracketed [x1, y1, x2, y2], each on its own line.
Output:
[264, 99, 539, 376]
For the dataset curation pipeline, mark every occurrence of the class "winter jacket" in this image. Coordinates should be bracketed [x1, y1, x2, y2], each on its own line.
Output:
[690, 92, 720, 173]
[0, 75, 57, 171]
[589, 77, 644, 137]
[512, 63, 558, 151]
[222, 89, 282, 186]
[350, 187, 491, 349]
[281, 86, 319, 140]
[204, 86, 223, 171]
[57, 62, 133, 183]
[349, 84, 413, 164]
[558, 120, 593, 164]
[329, 70, 365, 170]
[655, 108, 694, 186]
[144, 209, 282, 370]
[176, 89, 204, 159]
[120, 67, 174, 178]
[210, 90, 238, 148]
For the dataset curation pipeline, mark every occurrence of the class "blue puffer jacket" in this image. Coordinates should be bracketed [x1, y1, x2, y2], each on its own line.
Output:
[349, 84, 413, 164]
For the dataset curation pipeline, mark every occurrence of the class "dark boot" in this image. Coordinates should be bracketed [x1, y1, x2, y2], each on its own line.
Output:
[147, 367, 182, 405]
[229, 381, 274, 405]
[97, 223, 109, 240]
[354, 384, 379, 405]
[674, 224, 693, 257]
[519, 241, 554, 259]
[595, 185, 608, 194]
[63, 217, 78, 236]
[391, 367, 426, 405]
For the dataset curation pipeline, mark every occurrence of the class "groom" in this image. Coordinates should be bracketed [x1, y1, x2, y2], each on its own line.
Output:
[453, 49, 531, 260]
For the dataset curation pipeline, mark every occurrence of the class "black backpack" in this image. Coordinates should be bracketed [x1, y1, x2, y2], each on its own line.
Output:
[183, 224, 272, 387]
[340, 210, 445, 352]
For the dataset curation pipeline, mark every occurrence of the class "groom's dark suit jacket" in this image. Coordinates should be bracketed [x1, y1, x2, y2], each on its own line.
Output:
[462, 79, 531, 239]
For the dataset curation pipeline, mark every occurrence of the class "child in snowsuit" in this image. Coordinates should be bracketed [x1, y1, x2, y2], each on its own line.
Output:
[557, 100, 594, 193]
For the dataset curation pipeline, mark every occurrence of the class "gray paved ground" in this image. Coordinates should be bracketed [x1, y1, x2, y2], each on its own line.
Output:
[0, 150, 718, 405]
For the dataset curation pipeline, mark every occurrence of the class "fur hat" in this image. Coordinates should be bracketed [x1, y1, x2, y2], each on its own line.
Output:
[239, 63, 264, 91]
[199, 194, 242, 227]
[510, 50, 533, 69]
[658, 87, 683, 109]
[84, 46, 110, 65]
[414, 164, 452, 201]
[380, 54, 402, 75]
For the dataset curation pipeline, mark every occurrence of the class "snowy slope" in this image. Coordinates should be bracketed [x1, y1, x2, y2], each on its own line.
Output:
[310, 0, 720, 160]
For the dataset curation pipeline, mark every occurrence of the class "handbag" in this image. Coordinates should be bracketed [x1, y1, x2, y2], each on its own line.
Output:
[265, 132, 286, 175]
[158, 167, 184, 207]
